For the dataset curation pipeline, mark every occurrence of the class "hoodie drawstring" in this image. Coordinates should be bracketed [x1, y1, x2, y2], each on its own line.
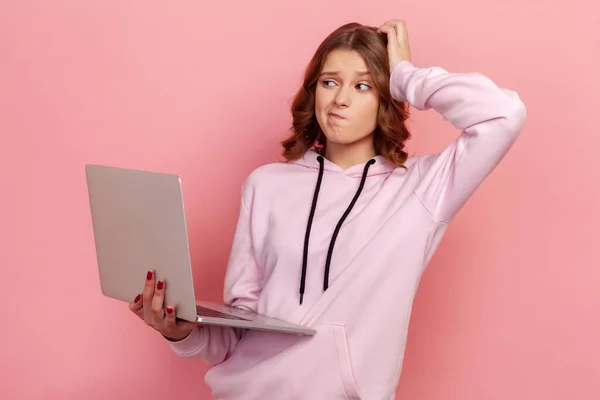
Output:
[300, 156, 325, 305]
[299, 156, 376, 305]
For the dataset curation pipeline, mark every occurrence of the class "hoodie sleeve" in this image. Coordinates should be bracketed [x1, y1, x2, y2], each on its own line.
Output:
[167, 186, 262, 364]
[390, 60, 527, 223]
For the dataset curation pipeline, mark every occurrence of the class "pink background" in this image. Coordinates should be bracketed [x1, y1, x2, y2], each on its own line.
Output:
[2, 0, 598, 399]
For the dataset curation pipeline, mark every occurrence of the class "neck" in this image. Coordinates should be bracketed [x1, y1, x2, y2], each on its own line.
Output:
[324, 137, 376, 170]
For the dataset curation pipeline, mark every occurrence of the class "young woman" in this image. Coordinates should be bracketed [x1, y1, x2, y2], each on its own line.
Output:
[129, 19, 526, 399]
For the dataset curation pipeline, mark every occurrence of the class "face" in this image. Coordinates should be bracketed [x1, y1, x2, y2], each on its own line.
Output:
[315, 49, 379, 149]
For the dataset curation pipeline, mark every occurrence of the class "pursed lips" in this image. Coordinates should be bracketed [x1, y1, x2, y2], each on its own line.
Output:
[328, 112, 345, 120]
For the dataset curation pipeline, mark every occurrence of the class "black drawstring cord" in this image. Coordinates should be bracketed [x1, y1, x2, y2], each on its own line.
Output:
[299, 155, 325, 305]
[323, 159, 376, 291]
[299, 156, 376, 305]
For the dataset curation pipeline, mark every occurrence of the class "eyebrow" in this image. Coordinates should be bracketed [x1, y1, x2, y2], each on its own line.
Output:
[319, 71, 371, 77]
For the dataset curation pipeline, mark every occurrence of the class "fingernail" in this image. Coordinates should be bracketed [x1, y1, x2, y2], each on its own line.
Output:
[134, 294, 141, 303]
[166, 306, 173, 314]
[146, 271, 153, 280]
[157, 281, 164, 290]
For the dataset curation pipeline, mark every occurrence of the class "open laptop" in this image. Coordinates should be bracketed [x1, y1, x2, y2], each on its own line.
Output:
[85, 164, 315, 336]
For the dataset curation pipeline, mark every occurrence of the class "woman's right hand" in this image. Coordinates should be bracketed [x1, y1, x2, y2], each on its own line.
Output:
[129, 270, 199, 341]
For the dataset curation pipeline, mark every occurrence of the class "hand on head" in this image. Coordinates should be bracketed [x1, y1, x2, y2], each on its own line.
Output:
[377, 19, 412, 71]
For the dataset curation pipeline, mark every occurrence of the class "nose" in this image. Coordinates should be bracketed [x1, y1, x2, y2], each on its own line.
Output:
[334, 87, 351, 108]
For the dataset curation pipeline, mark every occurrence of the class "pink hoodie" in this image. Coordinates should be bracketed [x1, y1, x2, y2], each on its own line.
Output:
[168, 60, 526, 399]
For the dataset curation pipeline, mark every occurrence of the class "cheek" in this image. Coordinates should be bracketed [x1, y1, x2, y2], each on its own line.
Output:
[357, 99, 379, 126]
[314, 88, 329, 113]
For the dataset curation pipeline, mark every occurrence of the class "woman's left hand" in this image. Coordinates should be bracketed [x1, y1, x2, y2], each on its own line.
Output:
[377, 19, 412, 71]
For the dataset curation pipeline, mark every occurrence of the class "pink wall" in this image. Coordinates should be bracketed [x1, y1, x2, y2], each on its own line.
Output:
[2, 0, 598, 398]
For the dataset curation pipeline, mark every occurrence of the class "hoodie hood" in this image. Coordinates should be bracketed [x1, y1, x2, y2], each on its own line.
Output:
[290, 150, 397, 178]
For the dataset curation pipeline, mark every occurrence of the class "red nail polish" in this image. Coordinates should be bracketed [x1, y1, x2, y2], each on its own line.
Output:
[166, 306, 173, 314]
[146, 271, 152, 280]
[134, 294, 141, 303]
[157, 281, 164, 290]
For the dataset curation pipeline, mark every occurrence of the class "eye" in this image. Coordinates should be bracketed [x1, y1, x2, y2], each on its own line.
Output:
[321, 79, 336, 87]
[356, 83, 371, 91]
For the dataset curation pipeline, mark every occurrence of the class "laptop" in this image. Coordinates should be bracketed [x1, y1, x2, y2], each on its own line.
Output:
[85, 164, 316, 336]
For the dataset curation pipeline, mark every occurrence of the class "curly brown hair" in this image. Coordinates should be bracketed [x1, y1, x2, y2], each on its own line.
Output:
[281, 22, 411, 168]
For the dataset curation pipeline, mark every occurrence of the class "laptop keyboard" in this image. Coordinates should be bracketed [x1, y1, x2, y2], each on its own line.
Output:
[196, 305, 250, 321]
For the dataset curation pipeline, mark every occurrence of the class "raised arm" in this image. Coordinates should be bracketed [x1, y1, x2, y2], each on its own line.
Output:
[379, 19, 526, 222]
[392, 60, 526, 222]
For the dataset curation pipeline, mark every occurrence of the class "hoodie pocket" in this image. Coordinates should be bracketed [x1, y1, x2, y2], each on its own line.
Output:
[328, 324, 362, 400]
[205, 324, 362, 400]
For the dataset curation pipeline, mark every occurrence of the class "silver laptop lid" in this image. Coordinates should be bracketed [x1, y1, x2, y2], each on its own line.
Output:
[85, 164, 198, 322]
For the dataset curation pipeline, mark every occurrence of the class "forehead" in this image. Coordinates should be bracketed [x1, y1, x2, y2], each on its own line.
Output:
[321, 49, 369, 74]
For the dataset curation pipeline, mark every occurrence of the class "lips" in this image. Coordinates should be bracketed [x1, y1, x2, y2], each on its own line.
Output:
[328, 112, 345, 119]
